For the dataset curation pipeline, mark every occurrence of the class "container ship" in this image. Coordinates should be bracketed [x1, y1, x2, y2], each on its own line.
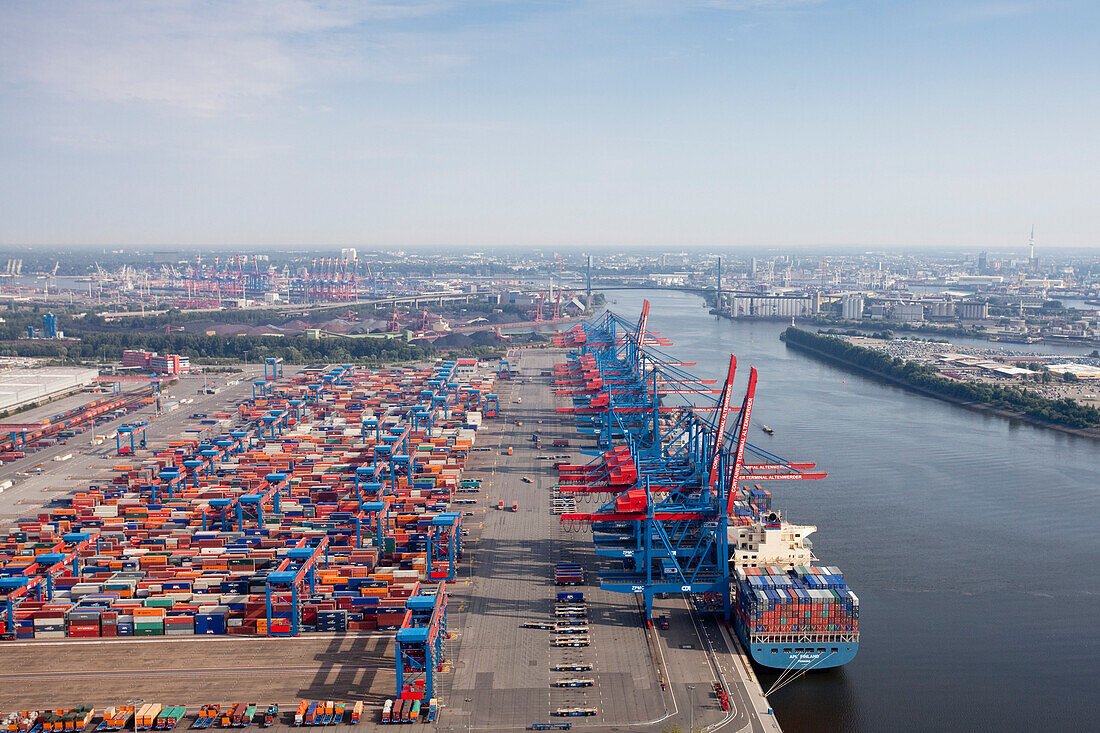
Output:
[729, 495, 859, 670]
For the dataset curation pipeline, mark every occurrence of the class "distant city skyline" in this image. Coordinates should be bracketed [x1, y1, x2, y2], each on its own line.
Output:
[1, 0, 1098, 248]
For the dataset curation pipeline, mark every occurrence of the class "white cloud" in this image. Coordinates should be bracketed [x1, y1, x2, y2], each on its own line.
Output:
[0, 0, 464, 114]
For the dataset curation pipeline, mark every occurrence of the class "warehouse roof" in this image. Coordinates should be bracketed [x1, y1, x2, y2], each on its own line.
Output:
[0, 367, 100, 413]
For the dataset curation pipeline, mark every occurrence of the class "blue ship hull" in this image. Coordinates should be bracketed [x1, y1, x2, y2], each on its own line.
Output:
[734, 619, 858, 670]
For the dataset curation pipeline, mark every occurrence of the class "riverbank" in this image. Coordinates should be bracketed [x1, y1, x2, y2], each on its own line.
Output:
[782, 330, 1100, 440]
[713, 309, 1100, 349]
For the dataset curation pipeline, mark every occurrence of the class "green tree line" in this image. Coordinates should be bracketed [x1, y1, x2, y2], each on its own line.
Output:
[0, 332, 435, 365]
[783, 327, 1100, 430]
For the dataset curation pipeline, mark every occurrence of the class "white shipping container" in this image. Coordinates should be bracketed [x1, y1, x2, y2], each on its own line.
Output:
[70, 584, 104, 596]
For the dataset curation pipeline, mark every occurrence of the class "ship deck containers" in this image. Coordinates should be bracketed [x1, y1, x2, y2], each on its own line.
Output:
[732, 566, 860, 669]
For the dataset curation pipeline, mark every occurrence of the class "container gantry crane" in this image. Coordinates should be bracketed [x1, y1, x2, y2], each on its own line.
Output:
[554, 300, 825, 621]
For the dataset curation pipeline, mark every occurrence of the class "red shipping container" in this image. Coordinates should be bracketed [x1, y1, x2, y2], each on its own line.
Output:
[68, 628, 100, 638]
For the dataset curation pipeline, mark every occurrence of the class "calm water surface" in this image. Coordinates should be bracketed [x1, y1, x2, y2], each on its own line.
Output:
[601, 291, 1100, 733]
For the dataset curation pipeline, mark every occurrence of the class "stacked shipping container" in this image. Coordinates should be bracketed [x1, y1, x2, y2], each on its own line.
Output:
[0, 361, 492, 640]
[734, 566, 860, 642]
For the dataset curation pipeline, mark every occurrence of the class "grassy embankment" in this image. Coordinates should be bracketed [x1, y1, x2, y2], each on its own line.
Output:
[782, 326, 1100, 434]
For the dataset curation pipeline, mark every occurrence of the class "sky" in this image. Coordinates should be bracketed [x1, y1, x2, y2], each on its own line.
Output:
[0, 0, 1097, 250]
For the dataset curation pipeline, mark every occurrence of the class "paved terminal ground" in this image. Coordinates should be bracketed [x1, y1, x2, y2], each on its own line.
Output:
[0, 353, 781, 732]
[0, 635, 395, 708]
[439, 348, 780, 732]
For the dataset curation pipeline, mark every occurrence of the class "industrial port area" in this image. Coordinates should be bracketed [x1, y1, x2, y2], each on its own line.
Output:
[0, 257, 1094, 730]
[5, 0, 1100, 728]
[0, 301, 821, 732]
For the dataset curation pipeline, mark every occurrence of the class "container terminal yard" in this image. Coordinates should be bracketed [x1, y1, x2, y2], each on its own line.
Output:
[0, 305, 810, 732]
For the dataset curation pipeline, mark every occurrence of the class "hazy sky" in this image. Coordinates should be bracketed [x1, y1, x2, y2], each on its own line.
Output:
[1, 0, 1097, 249]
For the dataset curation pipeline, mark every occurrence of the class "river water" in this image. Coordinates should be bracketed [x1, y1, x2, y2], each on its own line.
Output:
[599, 290, 1100, 733]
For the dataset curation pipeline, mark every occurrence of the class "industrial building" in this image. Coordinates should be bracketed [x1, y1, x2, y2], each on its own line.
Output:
[958, 302, 990, 320]
[841, 294, 864, 320]
[0, 367, 99, 414]
[1046, 363, 1100, 379]
[728, 293, 820, 318]
[121, 349, 191, 374]
[925, 299, 955, 318]
[891, 303, 925, 322]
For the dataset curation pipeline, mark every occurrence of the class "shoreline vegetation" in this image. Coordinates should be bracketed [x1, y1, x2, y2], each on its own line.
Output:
[781, 327, 1100, 438]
